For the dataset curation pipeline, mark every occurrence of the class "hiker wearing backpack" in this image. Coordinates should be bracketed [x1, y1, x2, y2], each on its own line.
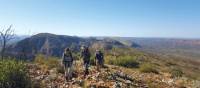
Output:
[62, 48, 74, 81]
[81, 46, 91, 77]
[95, 50, 104, 71]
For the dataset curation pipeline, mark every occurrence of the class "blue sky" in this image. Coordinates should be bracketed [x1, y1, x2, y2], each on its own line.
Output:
[0, 0, 200, 38]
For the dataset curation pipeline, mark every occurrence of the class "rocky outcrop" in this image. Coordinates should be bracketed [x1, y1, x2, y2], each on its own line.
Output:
[26, 62, 199, 88]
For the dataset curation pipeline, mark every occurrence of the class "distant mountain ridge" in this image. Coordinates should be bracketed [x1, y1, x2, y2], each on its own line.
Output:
[7, 34, 200, 60]
[7, 33, 127, 59]
[114, 37, 200, 60]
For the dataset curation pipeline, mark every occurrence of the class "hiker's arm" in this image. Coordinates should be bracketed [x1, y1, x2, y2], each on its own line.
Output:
[102, 53, 104, 62]
[102, 53, 105, 64]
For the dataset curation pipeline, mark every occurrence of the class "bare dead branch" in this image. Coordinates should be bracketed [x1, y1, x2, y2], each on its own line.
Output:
[0, 25, 15, 59]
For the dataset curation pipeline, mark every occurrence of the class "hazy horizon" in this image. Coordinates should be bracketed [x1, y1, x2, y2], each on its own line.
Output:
[15, 32, 200, 40]
[1, 0, 200, 38]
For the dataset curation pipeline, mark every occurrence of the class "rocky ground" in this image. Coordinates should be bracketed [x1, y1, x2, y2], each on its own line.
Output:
[27, 62, 200, 88]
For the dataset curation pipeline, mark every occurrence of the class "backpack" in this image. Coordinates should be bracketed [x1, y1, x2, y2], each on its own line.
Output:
[96, 52, 103, 61]
[81, 50, 91, 61]
[63, 51, 73, 62]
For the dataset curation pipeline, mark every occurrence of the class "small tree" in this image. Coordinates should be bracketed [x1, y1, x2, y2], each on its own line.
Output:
[41, 37, 50, 59]
[0, 25, 15, 59]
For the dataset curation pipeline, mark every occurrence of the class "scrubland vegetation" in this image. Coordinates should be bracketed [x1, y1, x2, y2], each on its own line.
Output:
[34, 54, 60, 70]
[105, 55, 139, 68]
[139, 63, 158, 74]
[0, 59, 31, 88]
[0, 46, 199, 88]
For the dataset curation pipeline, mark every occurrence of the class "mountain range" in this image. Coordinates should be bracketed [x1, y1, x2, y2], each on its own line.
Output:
[6, 33, 126, 59]
[113, 37, 200, 60]
[6, 33, 200, 61]
[2, 33, 200, 87]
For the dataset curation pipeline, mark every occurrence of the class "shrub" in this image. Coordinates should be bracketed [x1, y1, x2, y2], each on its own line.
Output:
[105, 55, 139, 68]
[139, 63, 159, 74]
[90, 55, 96, 66]
[165, 61, 176, 66]
[57, 65, 65, 74]
[34, 54, 60, 69]
[170, 68, 183, 78]
[0, 59, 31, 88]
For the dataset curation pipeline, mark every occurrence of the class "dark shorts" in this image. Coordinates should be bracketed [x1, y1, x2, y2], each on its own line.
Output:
[84, 60, 90, 64]
[63, 61, 72, 68]
[98, 60, 103, 65]
[83, 60, 90, 70]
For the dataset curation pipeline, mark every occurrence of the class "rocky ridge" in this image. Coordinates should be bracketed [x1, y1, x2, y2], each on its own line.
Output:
[27, 61, 199, 88]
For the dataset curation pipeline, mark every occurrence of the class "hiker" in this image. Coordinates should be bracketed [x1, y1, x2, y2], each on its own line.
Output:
[81, 46, 91, 77]
[62, 48, 74, 81]
[95, 50, 104, 71]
